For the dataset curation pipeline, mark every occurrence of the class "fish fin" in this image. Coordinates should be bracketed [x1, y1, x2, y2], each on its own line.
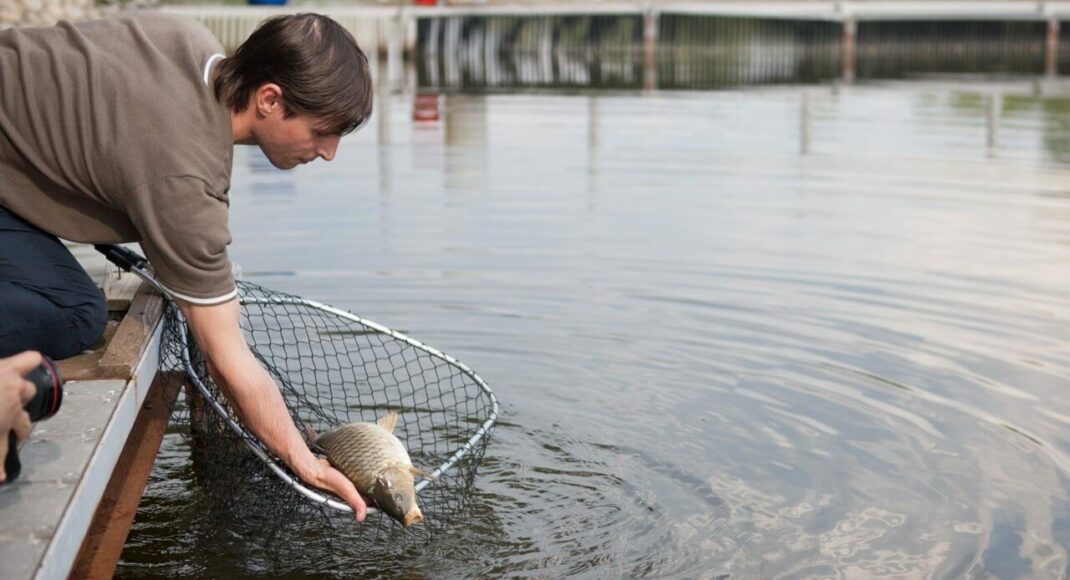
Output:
[303, 423, 326, 453]
[409, 465, 436, 480]
[376, 411, 399, 434]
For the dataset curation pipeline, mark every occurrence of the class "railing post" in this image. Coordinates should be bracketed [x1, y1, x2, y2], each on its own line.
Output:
[987, 91, 1002, 157]
[388, 4, 405, 91]
[643, 7, 659, 90]
[1045, 16, 1060, 78]
[841, 15, 857, 82]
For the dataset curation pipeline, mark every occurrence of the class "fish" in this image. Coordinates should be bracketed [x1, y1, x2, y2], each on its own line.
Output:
[315, 412, 426, 526]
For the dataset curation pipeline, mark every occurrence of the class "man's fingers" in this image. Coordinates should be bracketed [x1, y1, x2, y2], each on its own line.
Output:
[0, 433, 7, 482]
[13, 410, 31, 441]
[324, 468, 367, 522]
[19, 379, 35, 405]
[1, 351, 43, 376]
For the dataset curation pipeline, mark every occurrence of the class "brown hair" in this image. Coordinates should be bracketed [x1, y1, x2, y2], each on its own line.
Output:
[214, 13, 373, 136]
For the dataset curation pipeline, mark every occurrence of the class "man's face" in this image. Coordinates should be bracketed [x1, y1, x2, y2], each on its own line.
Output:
[257, 113, 342, 170]
[250, 84, 342, 170]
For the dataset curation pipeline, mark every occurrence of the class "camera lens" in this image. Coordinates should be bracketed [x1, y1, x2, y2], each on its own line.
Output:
[22, 357, 62, 422]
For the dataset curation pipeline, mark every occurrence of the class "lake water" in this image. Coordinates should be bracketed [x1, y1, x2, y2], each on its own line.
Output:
[117, 80, 1070, 578]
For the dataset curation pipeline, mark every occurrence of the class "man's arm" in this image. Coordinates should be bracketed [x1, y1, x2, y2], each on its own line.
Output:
[180, 298, 367, 521]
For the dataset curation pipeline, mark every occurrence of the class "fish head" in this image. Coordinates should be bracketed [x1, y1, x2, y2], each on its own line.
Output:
[371, 466, 423, 526]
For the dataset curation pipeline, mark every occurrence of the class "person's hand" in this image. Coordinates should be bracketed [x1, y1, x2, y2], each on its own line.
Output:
[0, 351, 43, 482]
[293, 456, 369, 522]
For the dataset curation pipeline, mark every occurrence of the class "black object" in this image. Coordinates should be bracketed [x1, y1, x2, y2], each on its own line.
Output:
[3, 356, 62, 483]
[94, 244, 149, 272]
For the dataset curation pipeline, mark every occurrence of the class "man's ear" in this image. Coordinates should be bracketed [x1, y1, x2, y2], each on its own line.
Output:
[255, 83, 284, 118]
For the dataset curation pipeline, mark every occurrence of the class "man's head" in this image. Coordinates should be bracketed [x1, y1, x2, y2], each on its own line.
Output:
[214, 14, 373, 169]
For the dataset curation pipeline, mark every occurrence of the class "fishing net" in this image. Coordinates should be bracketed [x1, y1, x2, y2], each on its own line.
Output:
[152, 278, 499, 547]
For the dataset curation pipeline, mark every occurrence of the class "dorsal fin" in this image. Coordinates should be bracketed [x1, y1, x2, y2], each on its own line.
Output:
[304, 423, 326, 453]
[376, 411, 399, 433]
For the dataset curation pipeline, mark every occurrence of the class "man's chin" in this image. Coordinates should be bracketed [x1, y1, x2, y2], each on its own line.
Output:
[268, 158, 299, 170]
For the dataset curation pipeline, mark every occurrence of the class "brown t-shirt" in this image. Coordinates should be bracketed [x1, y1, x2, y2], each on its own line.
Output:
[0, 13, 236, 304]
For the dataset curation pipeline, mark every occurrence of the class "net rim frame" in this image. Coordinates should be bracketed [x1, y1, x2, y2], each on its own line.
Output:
[175, 292, 500, 514]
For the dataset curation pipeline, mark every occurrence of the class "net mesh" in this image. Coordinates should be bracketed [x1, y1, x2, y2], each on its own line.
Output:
[159, 281, 497, 547]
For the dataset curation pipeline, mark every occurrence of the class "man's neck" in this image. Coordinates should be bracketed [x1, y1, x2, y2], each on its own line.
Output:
[231, 109, 255, 145]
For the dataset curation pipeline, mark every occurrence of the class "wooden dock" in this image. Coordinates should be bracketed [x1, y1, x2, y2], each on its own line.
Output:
[0, 245, 172, 580]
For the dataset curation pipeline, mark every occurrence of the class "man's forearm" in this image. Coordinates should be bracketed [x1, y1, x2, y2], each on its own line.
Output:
[178, 298, 368, 519]
[205, 349, 315, 473]
[181, 300, 317, 475]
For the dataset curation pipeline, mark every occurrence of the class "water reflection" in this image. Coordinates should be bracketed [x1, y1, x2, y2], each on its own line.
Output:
[416, 15, 1062, 91]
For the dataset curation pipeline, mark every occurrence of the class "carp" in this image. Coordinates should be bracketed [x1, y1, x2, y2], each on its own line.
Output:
[315, 412, 426, 526]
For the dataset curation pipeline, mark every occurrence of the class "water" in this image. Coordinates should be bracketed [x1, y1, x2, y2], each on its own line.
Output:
[116, 80, 1070, 578]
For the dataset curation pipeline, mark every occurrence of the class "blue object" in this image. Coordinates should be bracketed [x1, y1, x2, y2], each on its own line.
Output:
[247, 0, 288, 5]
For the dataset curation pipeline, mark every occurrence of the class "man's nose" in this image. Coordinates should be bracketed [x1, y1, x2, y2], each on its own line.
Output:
[319, 135, 341, 162]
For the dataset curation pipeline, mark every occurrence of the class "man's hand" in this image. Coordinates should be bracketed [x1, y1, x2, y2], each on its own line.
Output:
[0, 351, 42, 482]
[180, 299, 368, 521]
[292, 456, 369, 521]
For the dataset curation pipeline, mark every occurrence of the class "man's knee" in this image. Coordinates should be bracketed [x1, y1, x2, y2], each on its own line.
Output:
[70, 291, 107, 353]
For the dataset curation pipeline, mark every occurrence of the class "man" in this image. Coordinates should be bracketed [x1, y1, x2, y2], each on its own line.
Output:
[0, 13, 372, 519]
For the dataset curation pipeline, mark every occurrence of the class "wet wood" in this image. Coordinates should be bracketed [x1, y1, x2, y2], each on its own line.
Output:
[69, 373, 181, 580]
[187, 377, 210, 438]
[96, 285, 166, 380]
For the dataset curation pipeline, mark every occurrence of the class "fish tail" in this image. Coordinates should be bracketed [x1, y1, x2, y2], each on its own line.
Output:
[408, 465, 436, 480]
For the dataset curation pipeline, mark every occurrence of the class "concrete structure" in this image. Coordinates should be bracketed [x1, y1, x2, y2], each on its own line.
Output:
[0, 0, 98, 28]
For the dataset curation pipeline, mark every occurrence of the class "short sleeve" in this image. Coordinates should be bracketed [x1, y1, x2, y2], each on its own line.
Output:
[125, 175, 236, 305]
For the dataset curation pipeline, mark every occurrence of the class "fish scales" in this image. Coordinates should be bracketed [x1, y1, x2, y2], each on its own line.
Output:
[318, 422, 413, 491]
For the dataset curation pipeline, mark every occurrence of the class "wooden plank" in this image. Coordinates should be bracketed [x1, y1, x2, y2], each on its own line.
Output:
[55, 321, 120, 383]
[96, 285, 166, 380]
[68, 372, 180, 580]
[102, 264, 144, 313]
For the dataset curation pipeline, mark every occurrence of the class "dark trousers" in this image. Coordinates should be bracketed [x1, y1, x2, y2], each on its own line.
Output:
[0, 206, 107, 359]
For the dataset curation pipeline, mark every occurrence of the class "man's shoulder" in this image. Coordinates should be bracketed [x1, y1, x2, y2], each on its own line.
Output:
[89, 14, 232, 196]
[61, 13, 222, 59]
[124, 12, 222, 54]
